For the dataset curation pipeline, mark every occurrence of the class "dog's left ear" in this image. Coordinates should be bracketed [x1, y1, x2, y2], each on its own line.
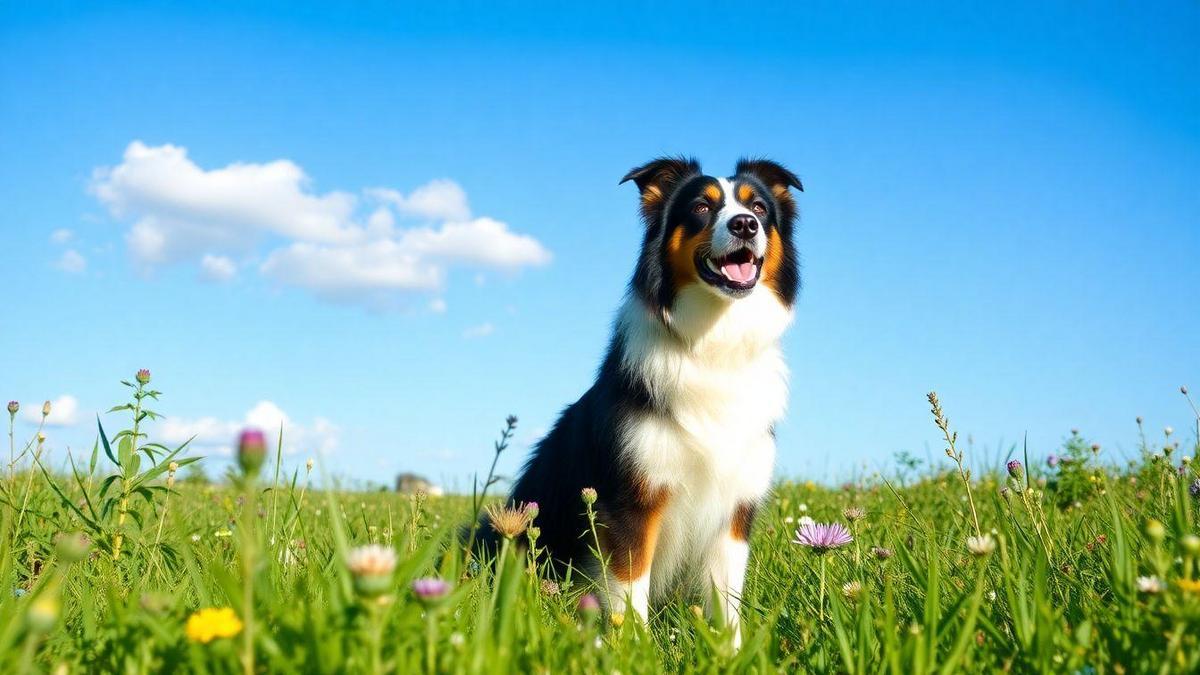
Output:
[735, 158, 804, 195]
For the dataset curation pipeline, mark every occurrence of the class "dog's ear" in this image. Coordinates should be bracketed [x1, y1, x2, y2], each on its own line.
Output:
[620, 157, 701, 212]
[735, 158, 803, 195]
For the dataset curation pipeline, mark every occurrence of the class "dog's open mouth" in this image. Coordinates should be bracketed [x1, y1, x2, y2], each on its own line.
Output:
[696, 247, 762, 294]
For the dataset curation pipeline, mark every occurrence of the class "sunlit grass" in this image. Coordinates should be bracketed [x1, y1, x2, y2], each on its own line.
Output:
[1, 374, 1199, 672]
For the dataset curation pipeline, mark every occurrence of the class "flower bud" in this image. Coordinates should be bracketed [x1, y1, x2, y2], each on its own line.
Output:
[524, 501, 540, 521]
[1183, 535, 1200, 555]
[6, 401, 17, 416]
[1136, 416, 1143, 425]
[237, 428, 267, 477]
[136, 369, 151, 385]
[1183, 386, 1190, 395]
[42, 400, 51, 417]
[1006, 460, 1024, 480]
[581, 487, 598, 506]
[578, 594, 600, 615]
[1146, 519, 1166, 542]
[26, 593, 59, 633]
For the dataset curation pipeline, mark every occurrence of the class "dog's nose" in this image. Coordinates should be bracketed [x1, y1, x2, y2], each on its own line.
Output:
[728, 214, 759, 240]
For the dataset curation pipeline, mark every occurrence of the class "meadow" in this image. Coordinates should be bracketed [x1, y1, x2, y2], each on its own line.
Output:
[2, 372, 1200, 673]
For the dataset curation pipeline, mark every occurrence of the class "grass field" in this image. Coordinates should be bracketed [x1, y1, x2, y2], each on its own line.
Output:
[3, 374, 1200, 673]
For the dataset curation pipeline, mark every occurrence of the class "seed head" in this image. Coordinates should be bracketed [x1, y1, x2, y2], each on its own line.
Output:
[1165, 426, 1174, 437]
[540, 579, 560, 596]
[966, 534, 996, 557]
[580, 487, 598, 506]
[841, 580, 863, 602]
[871, 546, 894, 560]
[136, 369, 151, 385]
[346, 545, 398, 598]
[485, 502, 533, 539]
[306, 458, 314, 473]
[842, 506, 866, 522]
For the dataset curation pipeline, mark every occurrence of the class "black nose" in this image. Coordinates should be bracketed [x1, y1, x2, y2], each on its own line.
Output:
[728, 214, 759, 240]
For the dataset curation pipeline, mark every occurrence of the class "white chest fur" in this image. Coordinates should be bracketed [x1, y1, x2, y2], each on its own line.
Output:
[616, 285, 792, 597]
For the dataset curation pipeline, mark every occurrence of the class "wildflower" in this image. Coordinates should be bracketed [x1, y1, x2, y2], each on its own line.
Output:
[505, 414, 519, 427]
[1182, 535, 1200, 555]
[1091, 443, 1101, 454]
[214, 529, 232, 538]
[185, 607, 243, 643]
[411, 577, 451, 604]
[41, 400, 51, 417]
[986, 590, 997, 602]
[236, 428, 267, 477]
[580, 487, 598, 506]
[1190, 479, 1200, 499]
[1136, 576, 1164, 594]
[792, 522, 853, 554]
[1047, 454, 1059, 468]
[1165, 426, 1174, 437]
[485, 503, 533, 539]
[610, 613, 625, 627]
[841, 580, 863, 602]
[842, 506, 866, 522]
[1145, 519, 1166, 542]
[346, 544, 397, 598]
[783, 516, 794, 524]
[871, 546, 893, 560]
[798, 515, 815, 528]
[136, 369, 151, 385]
[578, 594, 601, 615]
[1006, 460, 1023, 480]
[999, 486, 1011, 501]
[1177, 578, 1200, 594]
[6, 401, 17, 416]
[966, 535, 996, 557]
[524, 501, 540, 521]
[798, 503, 808, 513]
[191, 534, 201, 543]
[540, 579, 560, 596]
[527, 526, 541, 546]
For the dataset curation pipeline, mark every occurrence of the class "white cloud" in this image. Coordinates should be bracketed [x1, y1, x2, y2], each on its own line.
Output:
[56, 249, 87, 274]
[23, 395, 81, 427]
[462, 322, 495, 339]
[156, 400, 338, 458]
[428, 298, 447, 313]
[199, 254, 237, 283]
[50, 228, 73, 244]
[89, 141, 551, 309]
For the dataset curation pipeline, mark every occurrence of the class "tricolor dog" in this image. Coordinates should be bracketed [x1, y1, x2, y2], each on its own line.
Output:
[501, 157, 802, 645]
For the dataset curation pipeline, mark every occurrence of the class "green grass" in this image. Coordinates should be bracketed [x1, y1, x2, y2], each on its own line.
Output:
[2, 375, 1200, 673]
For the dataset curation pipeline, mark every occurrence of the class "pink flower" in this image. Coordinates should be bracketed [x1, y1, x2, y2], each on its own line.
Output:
[792, 521, 853, 554]
[411, 577, 451, 603]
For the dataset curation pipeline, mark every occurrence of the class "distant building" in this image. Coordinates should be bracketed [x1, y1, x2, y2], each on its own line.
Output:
[394, 472, 444, 496]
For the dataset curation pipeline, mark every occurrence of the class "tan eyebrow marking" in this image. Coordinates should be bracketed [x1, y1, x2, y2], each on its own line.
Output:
[703, 183, 722, 202]
[737, 183, 754, 202]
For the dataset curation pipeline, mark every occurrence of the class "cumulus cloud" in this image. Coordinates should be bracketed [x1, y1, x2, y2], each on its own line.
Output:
[50, 228, 73, 244]
[23, 395, 81, 427]
[199, 254, 237, 283]
[56, 249, 87, 274]
[89, 141, 551, 309]
[156, 400, 338, 458]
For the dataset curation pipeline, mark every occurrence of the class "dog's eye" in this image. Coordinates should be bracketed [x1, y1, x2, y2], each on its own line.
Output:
[751, 202, 767, 215]
[692, 203, 710, 214]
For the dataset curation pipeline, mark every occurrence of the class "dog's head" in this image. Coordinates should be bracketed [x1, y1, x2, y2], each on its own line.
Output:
[622, 157, 803, 316]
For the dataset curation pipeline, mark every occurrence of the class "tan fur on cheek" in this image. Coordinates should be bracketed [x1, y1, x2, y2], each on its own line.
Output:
[759, 228, 785, 290]
[666, 225, 708, 288]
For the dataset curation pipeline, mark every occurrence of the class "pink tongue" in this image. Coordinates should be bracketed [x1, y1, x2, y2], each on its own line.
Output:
[721, 261, 757, 283]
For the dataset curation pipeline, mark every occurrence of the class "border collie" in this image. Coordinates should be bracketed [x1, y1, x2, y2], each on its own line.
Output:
[504, 157, 802, 646]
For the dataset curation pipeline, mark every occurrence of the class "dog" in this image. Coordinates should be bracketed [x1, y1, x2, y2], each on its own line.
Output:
[503, 157, 801, 646]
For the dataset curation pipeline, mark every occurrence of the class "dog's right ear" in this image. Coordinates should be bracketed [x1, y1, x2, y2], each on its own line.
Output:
[620, 157, 701, 212]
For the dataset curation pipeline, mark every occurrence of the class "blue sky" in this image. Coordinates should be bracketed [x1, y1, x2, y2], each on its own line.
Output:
[2, 2, 1197, 489]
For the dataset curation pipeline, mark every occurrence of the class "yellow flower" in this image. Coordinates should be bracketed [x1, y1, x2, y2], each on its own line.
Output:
[610, 612, 625, 627]
[1176, 578, 1200, 594]
[186, 607, 243, 643]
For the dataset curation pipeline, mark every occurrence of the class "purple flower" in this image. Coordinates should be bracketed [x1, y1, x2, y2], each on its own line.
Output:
[135, 368, 151, 385]
[577, 593, 600, 613]
[1047, 454, 1059, 468]
[6, 401, 18, 416]
[1006, 460, 1024, 479]
[1190, 479, 1200, 499]
[524, 501, 540, 520]
[792, 521, 853, 554]
[237, 428, 267, 477]
[411, 577, 451, 603]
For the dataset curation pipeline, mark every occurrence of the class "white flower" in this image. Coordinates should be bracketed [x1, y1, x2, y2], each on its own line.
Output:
[966, 535, 996, 557]
[346, 544, 398, 578]
[1136, 576, 1164, 594]
[798, 516, 815, 528]
[784, 516, 794, 524]
[190, 534, 201, 543]
[798, 503, 809, 513]
[449, 632, 465, 647]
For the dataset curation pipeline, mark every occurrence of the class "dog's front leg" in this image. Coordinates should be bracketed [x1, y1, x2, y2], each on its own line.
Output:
[709, 502, 756, 650]
[601, 488, 668, 624]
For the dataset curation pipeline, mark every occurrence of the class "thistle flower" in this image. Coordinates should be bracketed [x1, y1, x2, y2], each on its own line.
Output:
[485, 502, 532, 539]
[185, 607, 243, 643]
[1047, 454, 1059, 468]
[1006, 460, 1023, 480]
[6, 401, 17, 416]
[540, 579, 560, 596]
[346, 544, 397, 598]
[237, 428, 266, 477]
[136, 368, 151, 385]
[871, 546, 894, 560]
[411, 577, 451, 604]
[1190, 479, 1200, 499]
[841, 580, 863, 602]
[966, 534, 996, 557]
[842, 506, 866, 522]
[1091, 443, 1101, 454]
[792, 522, 853, 554]
[580, 487, 598, 506]
[524, 501, 540, 521]
[578, 594, 601, 614]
